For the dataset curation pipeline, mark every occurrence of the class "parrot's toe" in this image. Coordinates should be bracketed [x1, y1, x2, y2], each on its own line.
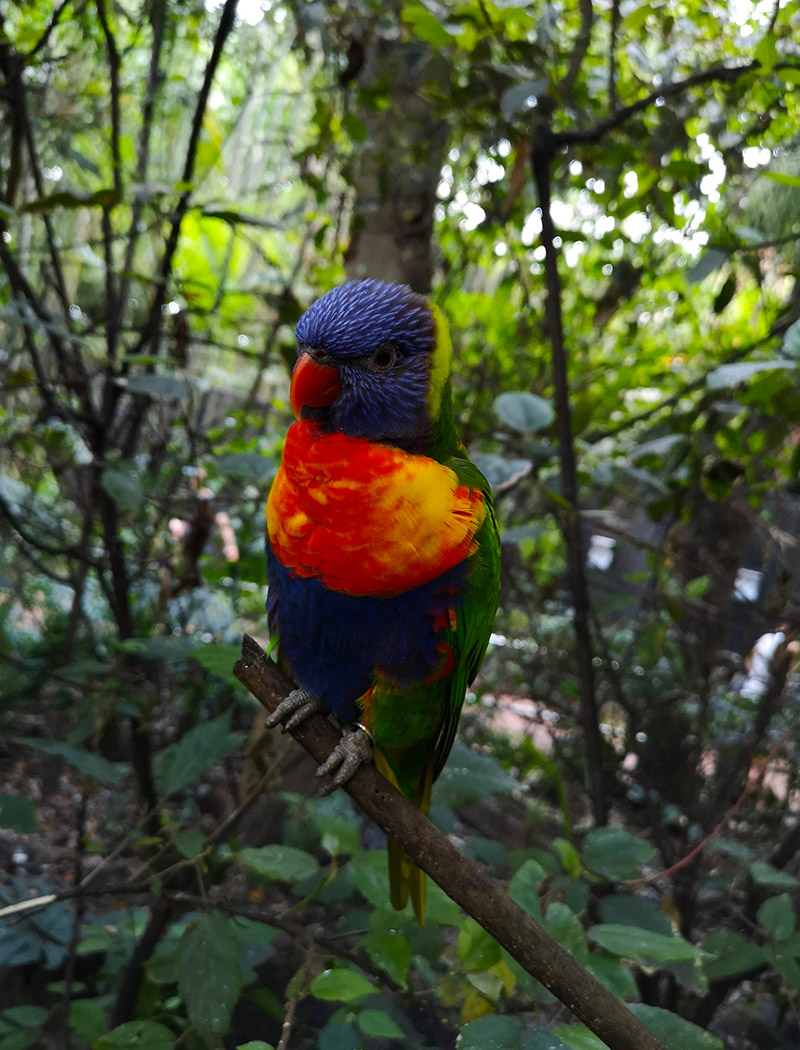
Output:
[265, 687, 324, 732]
[316, 724, 374, 795]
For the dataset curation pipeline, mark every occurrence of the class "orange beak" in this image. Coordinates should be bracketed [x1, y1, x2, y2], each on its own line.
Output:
[290, 353, 341, 420]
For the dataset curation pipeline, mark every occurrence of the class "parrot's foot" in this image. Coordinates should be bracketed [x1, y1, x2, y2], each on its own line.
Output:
[316, 724, 374, 796]
[265, 687, 325, 732]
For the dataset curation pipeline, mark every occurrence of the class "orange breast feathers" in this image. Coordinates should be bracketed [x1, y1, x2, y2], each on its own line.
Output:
[266, 421, 486, 598]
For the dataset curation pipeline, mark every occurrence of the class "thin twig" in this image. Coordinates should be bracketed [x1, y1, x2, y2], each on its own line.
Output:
[530, 128, 607, 825]
[608, 0, 620, 113]
[558, 0, 593, 99]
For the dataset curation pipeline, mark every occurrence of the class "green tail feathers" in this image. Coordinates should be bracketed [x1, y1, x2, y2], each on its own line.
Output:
[375, 748, 434, 926]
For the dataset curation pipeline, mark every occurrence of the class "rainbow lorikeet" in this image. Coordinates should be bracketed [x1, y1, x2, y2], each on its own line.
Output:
[265, 279, 501, 922]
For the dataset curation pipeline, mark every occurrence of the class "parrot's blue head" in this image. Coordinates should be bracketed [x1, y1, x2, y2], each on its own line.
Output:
[291, 279, 453, 450]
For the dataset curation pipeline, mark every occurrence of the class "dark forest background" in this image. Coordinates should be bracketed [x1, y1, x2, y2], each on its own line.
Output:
[2, 1, 800, 1048]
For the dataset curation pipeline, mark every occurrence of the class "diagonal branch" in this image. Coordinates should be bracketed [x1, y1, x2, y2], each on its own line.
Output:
[233, 635, 666, 1050]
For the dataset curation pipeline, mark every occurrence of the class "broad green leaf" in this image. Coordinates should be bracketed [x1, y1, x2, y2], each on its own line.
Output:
[0, 795, 37, 833]
[525, 1032, 570, 1050]
[1, 1007, 47, 1028]
[174, 829, 205, 859]
[318, 1023, 361, 1050]
[701, 931, 767, 980]
[236, 1043, 275, 1050]
[357, 1010, 404, 1040]
[587, 924, 701, 964]
[584, 952, 639, 1000]
[508, 859, 546, 920]
[363, 930, 412, 988]
[401, 5, 453, 47]
[582, 826, 655, 880]
[189, 643, 243, 686]
[706, 360, 797, 389]
[310, 967, 375, 1002]
[598, 895, 673, 936]
[500, 81, 548, 121]
[434, 742, 517, 808]
[456, 1014, 526, 1050]
[68, 998, 106, 1041]
[494, 391, 555, 433]
[94, 1021, 175, 1050]
[764, 172, 800, 188]
[544, 903, 587, 960]
[178, 911, 243, 1042]
[125, 375, 189, 400]
[19, 739, 126, 787]
[458, 917, 502, 971]
[758, 893, 796, 941]
[749, 859, 798, 889]
[156, 709, 241, 797]
[215, 453, 278, 481]
[470, 453, 533, 489]
[628, 1004, 723, 1049]
[239, 844, 319, 883]
[688, 248, 726, 283]
[21, 188, 119, 213]
[782, 319, 800, 359]
[101, 464, 143, 513]
[553, 1026, 606, 1050]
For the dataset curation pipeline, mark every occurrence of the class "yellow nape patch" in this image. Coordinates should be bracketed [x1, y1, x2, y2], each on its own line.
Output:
[267, 421, 485, 597]
[428, 305, 453, 420]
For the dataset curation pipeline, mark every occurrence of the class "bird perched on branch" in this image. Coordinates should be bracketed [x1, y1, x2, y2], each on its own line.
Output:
[265, 279, 500, 923]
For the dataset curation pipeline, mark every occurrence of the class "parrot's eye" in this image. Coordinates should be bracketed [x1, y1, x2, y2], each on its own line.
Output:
[371, 344, 396, 370]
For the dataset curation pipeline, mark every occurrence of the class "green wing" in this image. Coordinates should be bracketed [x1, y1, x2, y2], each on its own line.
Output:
[432, 454, 501, 780]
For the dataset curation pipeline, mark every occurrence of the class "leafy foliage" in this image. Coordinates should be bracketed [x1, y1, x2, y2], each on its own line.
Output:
[1, 0, 800, 1048]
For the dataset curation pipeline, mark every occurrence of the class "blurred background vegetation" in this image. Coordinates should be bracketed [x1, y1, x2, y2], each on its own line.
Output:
[1, 0, 800, 1048]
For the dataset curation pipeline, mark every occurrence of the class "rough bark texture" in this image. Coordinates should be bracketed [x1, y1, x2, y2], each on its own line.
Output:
[234, 634, 668, 1050]
[344, 37, 448, 293]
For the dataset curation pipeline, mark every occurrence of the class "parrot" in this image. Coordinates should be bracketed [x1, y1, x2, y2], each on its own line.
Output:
[264, 279, 501, 923]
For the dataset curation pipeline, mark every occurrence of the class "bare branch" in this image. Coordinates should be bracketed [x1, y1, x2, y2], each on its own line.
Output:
[608, 0, 620, 113]
[234, 635, 668, 1050]
[530, 129, 607, 826]
[558, 0, 593, 99]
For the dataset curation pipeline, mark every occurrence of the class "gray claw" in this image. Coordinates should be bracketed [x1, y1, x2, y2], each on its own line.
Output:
[316, 724, 374, 795]
[265, 688, 325, 731]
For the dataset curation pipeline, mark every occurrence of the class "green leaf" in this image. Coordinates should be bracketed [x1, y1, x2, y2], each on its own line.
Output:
[21, 188, 119, 214]
[458, 917, 502, 971]
[155, 709, 241, 797]
[178, 911, 243, 1042]
[706, 360, 797, 389]
[310, 967, 375, 1002]
[236, 1043, 275, 1050]
[239, 844, 319, 883]
[749, 859, 798, 889]
[764, 172, 800, 188]
[582, 826, 655, 880]
[1, 1007, 47, 1028]
[701, 931, 767, 980]
[94, 1021, 175, 1050]
[628, 1004, 724, 1049]
[587, 924, 701, 964]
[357, 1010, 404, 1040]
[758, 893, 796, 941]
[688, 248, 726, 283]
[68, 998, 106, 1042]
[124, 375, 189, 400]
[553, 1027, 606, 1050]
[19, 739, 126, 786]
[434, 742, 517, 808]
[508, 859, 547, 920]
[101, 464, 144, 513]
[500, 81, 548, 121]
[456, 1014, 526, 1050]
[401, 5, 453, 47]
[782, 319, 800, 359]
[545, 903, 587, 960]
[188, 643, 243, 686]
[584, 952, 639, 1000]
[215, 453, 278, 481]
[494, 392, 555, 433]
[174, 829, 205, 859]
[363, 930, 412, 988]
[0, 795, 37, 833]
[598, 895, 673, 935]
[318, 1023, 361, 1050]
[525, 1032, 570, 1050]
